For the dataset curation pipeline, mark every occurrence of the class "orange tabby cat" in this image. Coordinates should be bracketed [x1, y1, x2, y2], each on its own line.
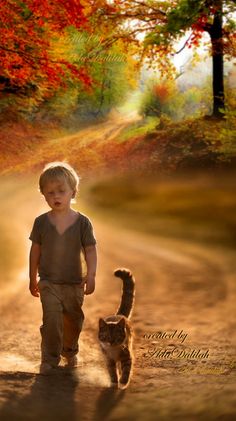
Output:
[98, 268, 135, 389]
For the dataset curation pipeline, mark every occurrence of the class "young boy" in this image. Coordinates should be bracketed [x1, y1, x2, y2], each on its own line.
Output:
[29, 162, 97, 375]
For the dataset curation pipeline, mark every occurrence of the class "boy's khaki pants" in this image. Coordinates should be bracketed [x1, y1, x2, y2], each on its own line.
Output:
[38, 280, 84, 367]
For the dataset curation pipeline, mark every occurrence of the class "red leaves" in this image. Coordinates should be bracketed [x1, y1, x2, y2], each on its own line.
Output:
[26, 0, 87, 29]
[59, 61, 92, 87]
[0, 0, 89, 95]
[185, 14, 209, 49]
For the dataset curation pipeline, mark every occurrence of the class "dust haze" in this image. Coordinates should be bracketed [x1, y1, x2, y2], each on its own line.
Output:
[0, 171, 236, 420]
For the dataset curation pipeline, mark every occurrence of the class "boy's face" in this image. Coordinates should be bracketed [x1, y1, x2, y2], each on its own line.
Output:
[42, 179, 75, 211]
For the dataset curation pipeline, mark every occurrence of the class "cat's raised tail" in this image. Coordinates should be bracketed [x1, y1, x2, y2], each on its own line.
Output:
[114, 268, 135, 319]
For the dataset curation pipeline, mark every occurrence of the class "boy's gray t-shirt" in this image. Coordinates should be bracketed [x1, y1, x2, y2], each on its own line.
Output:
[29, 212, 96, 284]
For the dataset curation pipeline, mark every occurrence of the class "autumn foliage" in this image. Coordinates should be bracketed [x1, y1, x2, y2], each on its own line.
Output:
[0, 0, 91, 96]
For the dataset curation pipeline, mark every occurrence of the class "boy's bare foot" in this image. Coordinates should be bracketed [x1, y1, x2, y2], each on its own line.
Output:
[39, 362, 54, 375]
[65, 356, 78, 368]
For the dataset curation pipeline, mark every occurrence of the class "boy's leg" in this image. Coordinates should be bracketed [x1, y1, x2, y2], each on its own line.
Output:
[61, 285, 84, 360]
[38, 281, 63, 367]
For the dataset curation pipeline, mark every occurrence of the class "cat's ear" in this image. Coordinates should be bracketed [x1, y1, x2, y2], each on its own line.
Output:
[99, 318, 107, 328]
[117, 317, 126, 328]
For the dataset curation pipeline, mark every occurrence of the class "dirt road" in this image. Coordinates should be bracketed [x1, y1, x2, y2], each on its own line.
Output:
[0, 175, 236, 421]
[3, 109, 141, 176]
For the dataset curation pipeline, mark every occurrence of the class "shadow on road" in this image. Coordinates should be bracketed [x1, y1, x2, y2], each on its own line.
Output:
[0, 370, 79, 421]
[0, 369, 126, 421]
[93, 387, 126, 421]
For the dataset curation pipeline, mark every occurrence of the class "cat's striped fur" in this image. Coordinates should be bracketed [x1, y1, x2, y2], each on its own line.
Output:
[98, 268, 135, 389]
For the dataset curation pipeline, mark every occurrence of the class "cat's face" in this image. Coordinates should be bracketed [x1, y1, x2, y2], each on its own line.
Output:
[98, 318, 126, 346]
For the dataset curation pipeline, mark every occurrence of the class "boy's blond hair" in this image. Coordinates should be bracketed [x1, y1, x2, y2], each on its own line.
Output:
[39, 162, 79, 195]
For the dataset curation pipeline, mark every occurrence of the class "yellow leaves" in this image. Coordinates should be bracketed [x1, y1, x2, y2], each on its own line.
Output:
[49, 33, 72, 61]
[124, 55, 139, 89]
[80, 0, 93, 17]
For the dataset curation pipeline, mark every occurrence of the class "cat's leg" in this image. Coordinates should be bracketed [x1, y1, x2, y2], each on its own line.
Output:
[119, 350, 132, 389]
[106, 358, 118, 385]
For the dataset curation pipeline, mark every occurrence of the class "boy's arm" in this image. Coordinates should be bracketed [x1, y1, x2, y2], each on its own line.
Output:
[84, 244, 97, 295]
[29, 242, 41, 297]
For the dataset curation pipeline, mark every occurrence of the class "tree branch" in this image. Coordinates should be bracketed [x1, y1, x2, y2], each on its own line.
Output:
[172, 34, 192, 55]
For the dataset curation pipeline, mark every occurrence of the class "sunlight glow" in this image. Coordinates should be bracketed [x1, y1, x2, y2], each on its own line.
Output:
[0, 353, 38, 373]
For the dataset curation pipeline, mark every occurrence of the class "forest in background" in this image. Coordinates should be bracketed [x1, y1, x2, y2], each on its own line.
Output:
[0, 0, 235, 176]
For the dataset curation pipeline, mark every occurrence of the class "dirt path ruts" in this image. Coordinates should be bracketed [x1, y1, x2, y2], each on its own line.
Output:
[6, 110, 141, 175]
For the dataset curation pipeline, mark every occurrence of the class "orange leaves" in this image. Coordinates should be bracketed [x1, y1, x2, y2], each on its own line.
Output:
[153, 83, 172, 104]
[0, 0, 90, 96]
[59, 61, 93, 87]
[25, 0, 87, 29]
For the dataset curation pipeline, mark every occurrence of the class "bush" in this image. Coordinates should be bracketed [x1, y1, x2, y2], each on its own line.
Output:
[139, 79, 181, 118]
[139, 78, 212, 120]
[219, 92, 236, 157]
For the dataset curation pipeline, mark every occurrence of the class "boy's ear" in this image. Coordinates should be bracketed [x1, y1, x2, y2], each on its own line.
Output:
[72, 190, 76, 198]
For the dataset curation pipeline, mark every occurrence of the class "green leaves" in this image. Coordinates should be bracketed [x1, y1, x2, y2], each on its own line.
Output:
[166, 0, 203, 34]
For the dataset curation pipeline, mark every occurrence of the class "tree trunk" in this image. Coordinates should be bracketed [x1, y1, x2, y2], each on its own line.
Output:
[210, 0, 224, 117]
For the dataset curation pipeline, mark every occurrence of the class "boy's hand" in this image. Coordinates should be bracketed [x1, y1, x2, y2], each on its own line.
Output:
[83, 275, 95, 295]
[29, 281, 40, 298]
